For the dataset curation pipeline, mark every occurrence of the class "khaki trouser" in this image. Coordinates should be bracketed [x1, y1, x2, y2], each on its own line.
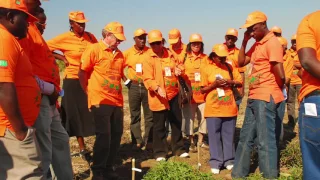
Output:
[182, 103, 207, 136]
[0, 128, 44, 180]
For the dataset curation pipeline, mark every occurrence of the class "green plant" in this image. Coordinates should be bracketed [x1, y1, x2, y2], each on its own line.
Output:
[280, 139, 302, 168]
[56, 60, 66, 72]
[143, 161, 213, 180]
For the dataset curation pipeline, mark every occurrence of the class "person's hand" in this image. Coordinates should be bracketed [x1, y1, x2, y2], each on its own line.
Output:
[174, 67, 182, 76]
[213, 79, 227, 88]
[48, 87, 60, 105]
[157, 87, 166, 98]
[15, 126, 28, 141]
[243, 30, 252, 42]
[64, 60, 69, 67]
[225, 79, 235, 87]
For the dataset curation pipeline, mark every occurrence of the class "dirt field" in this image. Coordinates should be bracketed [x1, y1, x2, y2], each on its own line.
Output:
[69, 80, 299, 180]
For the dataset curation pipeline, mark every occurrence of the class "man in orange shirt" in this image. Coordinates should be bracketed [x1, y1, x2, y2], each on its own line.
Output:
[19, 1, 73, 179]
[286, 34, 301, 129]
[232, 11, 285, 179]
[296, 11, 320, 180]
[79, 22, 126, 180]
[0, 0, 43, 179]
[271, 26, 282, 37]
[224, 28, 246, 107]
[34, 7, 46, 35]
[123, 29, 153, 150]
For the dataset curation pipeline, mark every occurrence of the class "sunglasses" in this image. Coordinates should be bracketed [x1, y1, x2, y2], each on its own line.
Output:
[150, 41, 162, 46]
[36, 22, 46, 29]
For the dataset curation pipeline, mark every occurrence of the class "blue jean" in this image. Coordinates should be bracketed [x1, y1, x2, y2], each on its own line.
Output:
[276, 100, 285, 144]
[299, 95, 320, 180]
[207, 117, 236, 169]
[232, 97, 279, 178]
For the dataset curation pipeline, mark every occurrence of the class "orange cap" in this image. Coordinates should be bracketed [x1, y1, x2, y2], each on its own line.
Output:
[226, 28, 238, 37]
[0, 0, 38, 22]
[134, 28, 147, 37]
[168, 28, 181, 44]
[212, 44, 228, 57]
[240, 11, 267, 29]
[271, 26, 282, 33]
[291, 34, 297, 40]
[189, 33, 203, 43]
[277, 37, 288, 47]
[69, 11, 88, 23]
[104, 22, 126, 41]
[148, 30, 162, 43]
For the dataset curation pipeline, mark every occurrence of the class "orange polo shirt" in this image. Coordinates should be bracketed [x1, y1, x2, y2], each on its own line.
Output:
[246, 32, 284, 104]
[169, 43, 187, 63]
[226, 46, 246, 73]
[297, 11, 320, 102]
[124, 46, 149, 83]
[143, 48, 178, 111]
[183, 53, 208, 104]
[81, 41, 125, 107]
[19, 24, 60, 90]
[200, 60, 241, 118]
[0, 25, 41, 136]
[283, 52, 294, 83]
[47, 31, 98, 79]
[285, 48, 302, 85]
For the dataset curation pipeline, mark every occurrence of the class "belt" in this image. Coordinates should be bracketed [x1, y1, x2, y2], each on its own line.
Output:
[305, 90, 320, 98]
[131, 80, 144, 86]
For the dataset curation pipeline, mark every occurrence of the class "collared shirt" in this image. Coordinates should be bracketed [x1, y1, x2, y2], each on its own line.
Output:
[0, 25, 41, 135]
[284, 48, 302, 85]
[183, 53, 208, 103]
[169, 43, 187, 64]
[246, 32, 284, 103]
[18, 23, 60, 90]
[47, 31, 98, 79]
[81, 40, 125, 107]
[123, 46, 149, 83]
[143, 48, 178, 111]
[297, 11, 320, 102]
[226, 46, 246, 73]
[201, 60, 242, 117]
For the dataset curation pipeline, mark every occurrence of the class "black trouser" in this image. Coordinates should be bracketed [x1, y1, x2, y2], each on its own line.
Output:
[287, 84, 302, 126]
[128, 83, 153, 144]
[152, 95, 186, 158]
[91, 104, 123, 173]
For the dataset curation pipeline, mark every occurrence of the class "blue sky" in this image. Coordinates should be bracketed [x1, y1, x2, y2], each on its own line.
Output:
[42, 0, 319, 54]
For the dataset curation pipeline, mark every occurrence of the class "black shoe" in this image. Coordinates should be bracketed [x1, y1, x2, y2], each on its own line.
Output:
[80, 149, 92, 164]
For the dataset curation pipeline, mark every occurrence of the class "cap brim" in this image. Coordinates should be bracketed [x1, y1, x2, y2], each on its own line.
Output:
[216, 51, 228, 57]
[168, 38, 179, 45]
[21, 10, 38, 22]
[73, 19, 89, 23]
[134, 32, 147, 37]
[240, 23, 254, 29]
[148, 37, 162, 44]
[114, 33, 126, 41]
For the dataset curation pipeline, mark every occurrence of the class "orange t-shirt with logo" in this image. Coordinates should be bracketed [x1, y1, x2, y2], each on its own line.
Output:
[246, 32, 284, 104]
[124, 46, 149, 83]
[297, 11, 320, 102]
[226, 46, 246, 73]
[47, 31, 98, 79]
[81, 41, 125, 107]
[0, 25, 41, 136]
[183, 53, 208, 104]
[283, 51, 294, 82]
[200, 60, 241, 117]
[143, 48, 178, 111]
[19, 24, 60, 90]
[169, 43, 187, 64]
[285, 49, 302, 85]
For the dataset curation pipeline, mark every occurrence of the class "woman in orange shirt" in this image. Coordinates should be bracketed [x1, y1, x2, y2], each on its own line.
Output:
[143, 30, 189, 161]
[201, 44, 242, 174]
[47, 11, 97, 163]
[181, 33, 208, 152]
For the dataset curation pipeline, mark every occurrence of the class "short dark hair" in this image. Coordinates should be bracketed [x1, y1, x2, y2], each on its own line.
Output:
[186, 42, 204, 54]
[34, 7, 44, 16]
[208, 52, 217, 60]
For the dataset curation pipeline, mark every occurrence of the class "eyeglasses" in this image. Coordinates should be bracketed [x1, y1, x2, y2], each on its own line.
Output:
[35, 22, 46, 29]
[150, 41, 162, 46]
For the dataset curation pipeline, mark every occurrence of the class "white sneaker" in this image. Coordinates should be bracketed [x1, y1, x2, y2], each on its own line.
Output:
[226, 165, 234, 170]
[211, 168, 220, 174]
[156, 157, 166, 162]
[179, 152, 190, 158]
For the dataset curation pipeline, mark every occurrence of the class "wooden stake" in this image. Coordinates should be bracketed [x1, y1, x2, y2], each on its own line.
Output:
[197, 142, 201, 170]
[132, 158, 135, 180]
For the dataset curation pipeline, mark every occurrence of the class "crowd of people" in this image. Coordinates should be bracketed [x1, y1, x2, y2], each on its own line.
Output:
[0, 0, 319, 180]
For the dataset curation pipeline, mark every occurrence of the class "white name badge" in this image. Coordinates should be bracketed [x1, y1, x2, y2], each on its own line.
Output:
[165, 67, 172, 77]
[217, 88, 225, 97]
[195, 72, 201, 82]
[136, 64, 142, 73]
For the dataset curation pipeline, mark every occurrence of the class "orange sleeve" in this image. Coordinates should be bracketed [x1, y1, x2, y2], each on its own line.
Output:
[123, 49, 130, 67]
[232, 65, 243, 84]
[142, 58, 159, 91]
[46, 33, 67, 52]
[283, 58, 293, 80]
[297, 13, 317, 51]
[80, 44, 96, 72]
[267, 39, 283, 63]
[200, 67, 208, 87]
[0, 38, 19, 82]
